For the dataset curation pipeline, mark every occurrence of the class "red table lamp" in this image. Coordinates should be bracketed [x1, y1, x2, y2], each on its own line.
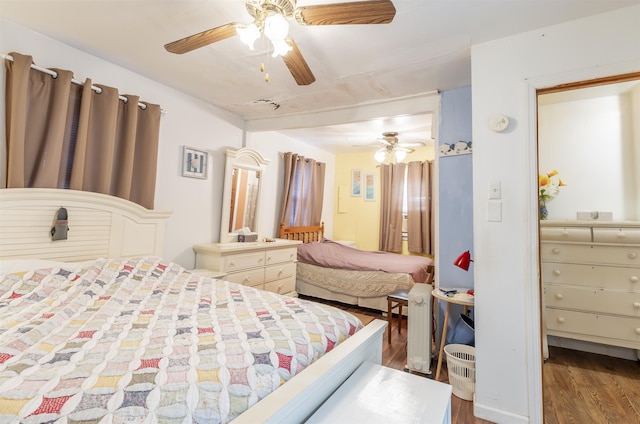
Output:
[454, 250, 473, 271]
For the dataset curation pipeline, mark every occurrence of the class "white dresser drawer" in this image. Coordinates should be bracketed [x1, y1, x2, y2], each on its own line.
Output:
[264, 276, 296, 295]
[592, 227, 640, 244]
[541, 242, 640, 266]
[546, 308, 640, 347]
[266, 247, 297, 265]
[541, 262, 640, 290]
[540, 226, 592, 242]
[265, 262, 296, 282]
[544, 285, 640, 317]
[225, 268, 265, 287]
[222, 251, 265, 272]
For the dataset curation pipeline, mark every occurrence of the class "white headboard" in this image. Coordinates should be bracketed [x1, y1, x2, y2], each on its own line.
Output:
[0, 188, 172, 261]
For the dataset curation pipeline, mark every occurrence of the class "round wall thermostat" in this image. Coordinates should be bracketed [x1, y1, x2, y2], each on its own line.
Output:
[489, 114, 510, 132]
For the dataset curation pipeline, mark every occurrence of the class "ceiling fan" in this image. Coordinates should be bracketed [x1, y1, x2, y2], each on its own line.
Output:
[164, 0, 396, 86]
[372, 131, 425, 162]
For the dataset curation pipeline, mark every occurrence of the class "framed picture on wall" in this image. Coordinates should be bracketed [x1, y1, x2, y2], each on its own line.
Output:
[351, 169, 362, 196]
[364, 172, 375, 201]
[182, 146, 208, 179]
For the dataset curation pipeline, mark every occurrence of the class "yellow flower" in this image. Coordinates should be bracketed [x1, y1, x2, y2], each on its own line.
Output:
[539, 174, 550, 187]
[547, 170, 559, 178]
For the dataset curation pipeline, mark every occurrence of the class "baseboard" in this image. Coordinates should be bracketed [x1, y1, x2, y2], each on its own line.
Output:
[474, 402, 530, 424]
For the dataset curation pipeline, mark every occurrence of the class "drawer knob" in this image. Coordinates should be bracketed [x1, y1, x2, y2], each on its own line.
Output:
[631, 276, 639, 283]
[552, 248, 560, 254]
[636, 328, 640, 335]
[628, 252, 637, 259]
[553, 269, 561, 276]
[634, 302, 640, 309]
[557, 317, 565, 324]
[555, 293, 563, 300]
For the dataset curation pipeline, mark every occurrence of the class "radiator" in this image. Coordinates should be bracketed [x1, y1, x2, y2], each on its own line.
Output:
[406, 283, 433, 375]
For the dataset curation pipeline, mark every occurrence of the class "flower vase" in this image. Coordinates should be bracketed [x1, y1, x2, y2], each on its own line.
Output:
[539, 199, 548, 220]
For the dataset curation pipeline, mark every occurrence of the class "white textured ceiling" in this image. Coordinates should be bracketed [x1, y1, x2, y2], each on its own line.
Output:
[1, 0, 637, 152]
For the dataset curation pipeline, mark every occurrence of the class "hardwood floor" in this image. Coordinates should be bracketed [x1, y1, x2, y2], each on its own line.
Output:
[302, 295, 640, 424]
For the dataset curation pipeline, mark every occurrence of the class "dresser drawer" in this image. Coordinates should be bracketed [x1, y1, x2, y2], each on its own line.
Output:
[540, 226, 592, 242]
[541, 243, 640, 266]
[265, 262, 296, 282]
[264, 276, 296, 295]
[544, 285, 640, 317]
[592, 227, 640, 244]
[546, 308, 640, 346]
[224, 268, 265, 287]
[222, 251, 265, 272]
[541, 262, 640, 290]
[266, 247, 298, 265]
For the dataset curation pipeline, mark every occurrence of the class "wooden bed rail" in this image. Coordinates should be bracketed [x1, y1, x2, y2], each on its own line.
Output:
[279, 222, 325, 243]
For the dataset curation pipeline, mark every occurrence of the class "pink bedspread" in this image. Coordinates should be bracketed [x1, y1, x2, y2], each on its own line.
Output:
[296, 239, 433, 284]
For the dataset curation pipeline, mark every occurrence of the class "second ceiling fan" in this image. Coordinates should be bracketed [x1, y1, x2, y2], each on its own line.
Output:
[164, 0, 396, 86]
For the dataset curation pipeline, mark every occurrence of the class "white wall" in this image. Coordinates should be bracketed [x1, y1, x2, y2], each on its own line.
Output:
[0, 19, 246, 268]
[471, 5, 640, 423]
[245, 131, 336, 238]
[538, 92, 638, 220]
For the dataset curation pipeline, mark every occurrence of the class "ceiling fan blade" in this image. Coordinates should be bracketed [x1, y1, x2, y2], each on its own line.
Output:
[295, 0, 396, 25]
[281, 38, 316, 86]
[165, 22, 240, 54]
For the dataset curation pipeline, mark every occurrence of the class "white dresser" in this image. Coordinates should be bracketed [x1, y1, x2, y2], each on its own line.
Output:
[540, 221, 640, 354]
[193, 240, 302, 296]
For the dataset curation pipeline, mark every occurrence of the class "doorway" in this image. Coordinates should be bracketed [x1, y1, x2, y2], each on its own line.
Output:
[537, 72, 640, 421]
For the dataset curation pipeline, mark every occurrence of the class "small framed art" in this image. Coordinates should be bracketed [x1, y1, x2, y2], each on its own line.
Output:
[351, 169, 362, 196]
[364, 172, 375, 201]
[182, 146, 208, 179]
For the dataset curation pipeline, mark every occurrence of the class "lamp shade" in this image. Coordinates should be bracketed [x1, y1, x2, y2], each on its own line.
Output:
[454, 250, 473, 271]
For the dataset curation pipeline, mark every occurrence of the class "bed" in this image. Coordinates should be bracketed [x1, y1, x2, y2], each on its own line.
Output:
[279, 224, 434, 312]
[0, 189, 387, 423]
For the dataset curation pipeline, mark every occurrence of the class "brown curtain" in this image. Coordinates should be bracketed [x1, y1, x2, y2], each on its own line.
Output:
[280, 152, 326, 227]
[4, 52, 161, 209]
[407, 160, 433, 254]
[379, 162, 406, 252]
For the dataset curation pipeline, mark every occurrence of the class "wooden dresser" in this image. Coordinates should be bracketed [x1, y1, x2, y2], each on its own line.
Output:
[540, 221, 640, 354]
[193, 240, 302, 296]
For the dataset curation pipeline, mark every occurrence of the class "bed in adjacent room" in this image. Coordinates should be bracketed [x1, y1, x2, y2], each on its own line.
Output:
[279, 225, 434, 312]
[0, 189, 386, 423]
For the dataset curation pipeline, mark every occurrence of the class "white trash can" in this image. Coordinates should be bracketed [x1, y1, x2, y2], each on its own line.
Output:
[444, 343, 476, 401]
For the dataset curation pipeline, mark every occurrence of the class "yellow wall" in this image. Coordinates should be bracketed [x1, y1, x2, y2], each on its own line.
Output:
[333, 146, 434, 251]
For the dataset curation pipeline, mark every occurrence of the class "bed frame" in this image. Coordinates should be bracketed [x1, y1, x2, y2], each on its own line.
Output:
[281, 222, 435, 312]
[279, 221, 324, 242]
[0, 189, 387, 422]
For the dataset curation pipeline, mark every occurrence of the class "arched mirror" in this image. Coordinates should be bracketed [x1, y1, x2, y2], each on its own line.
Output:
[219, 148, 270, 243]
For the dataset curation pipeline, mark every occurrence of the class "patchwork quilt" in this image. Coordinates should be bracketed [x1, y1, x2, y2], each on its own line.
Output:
[0, 257, 363, 423]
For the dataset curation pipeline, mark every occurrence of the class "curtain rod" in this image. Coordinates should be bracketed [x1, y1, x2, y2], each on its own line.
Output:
[3, 53, 149, 110]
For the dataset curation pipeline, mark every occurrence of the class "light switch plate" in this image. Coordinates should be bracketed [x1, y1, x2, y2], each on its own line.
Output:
[488, 201, 502, 222]
[489, 182, 501, 199]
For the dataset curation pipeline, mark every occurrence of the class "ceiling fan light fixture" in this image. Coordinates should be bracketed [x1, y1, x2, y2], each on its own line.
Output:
[394, 149, 407, 162]
[374, 149, 387, 163]
[264, 13, 289, 42]
[237, 23, 261, 50]
[270, 38, 293, 57]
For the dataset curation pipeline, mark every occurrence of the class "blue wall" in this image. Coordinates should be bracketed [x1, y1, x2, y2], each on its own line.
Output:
[438, 86, 474, 290]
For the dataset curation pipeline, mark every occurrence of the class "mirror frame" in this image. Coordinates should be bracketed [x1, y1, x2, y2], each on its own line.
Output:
[219, 148, 270, 243]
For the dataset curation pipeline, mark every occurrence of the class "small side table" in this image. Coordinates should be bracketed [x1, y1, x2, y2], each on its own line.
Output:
[432, 288, 474, 381]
